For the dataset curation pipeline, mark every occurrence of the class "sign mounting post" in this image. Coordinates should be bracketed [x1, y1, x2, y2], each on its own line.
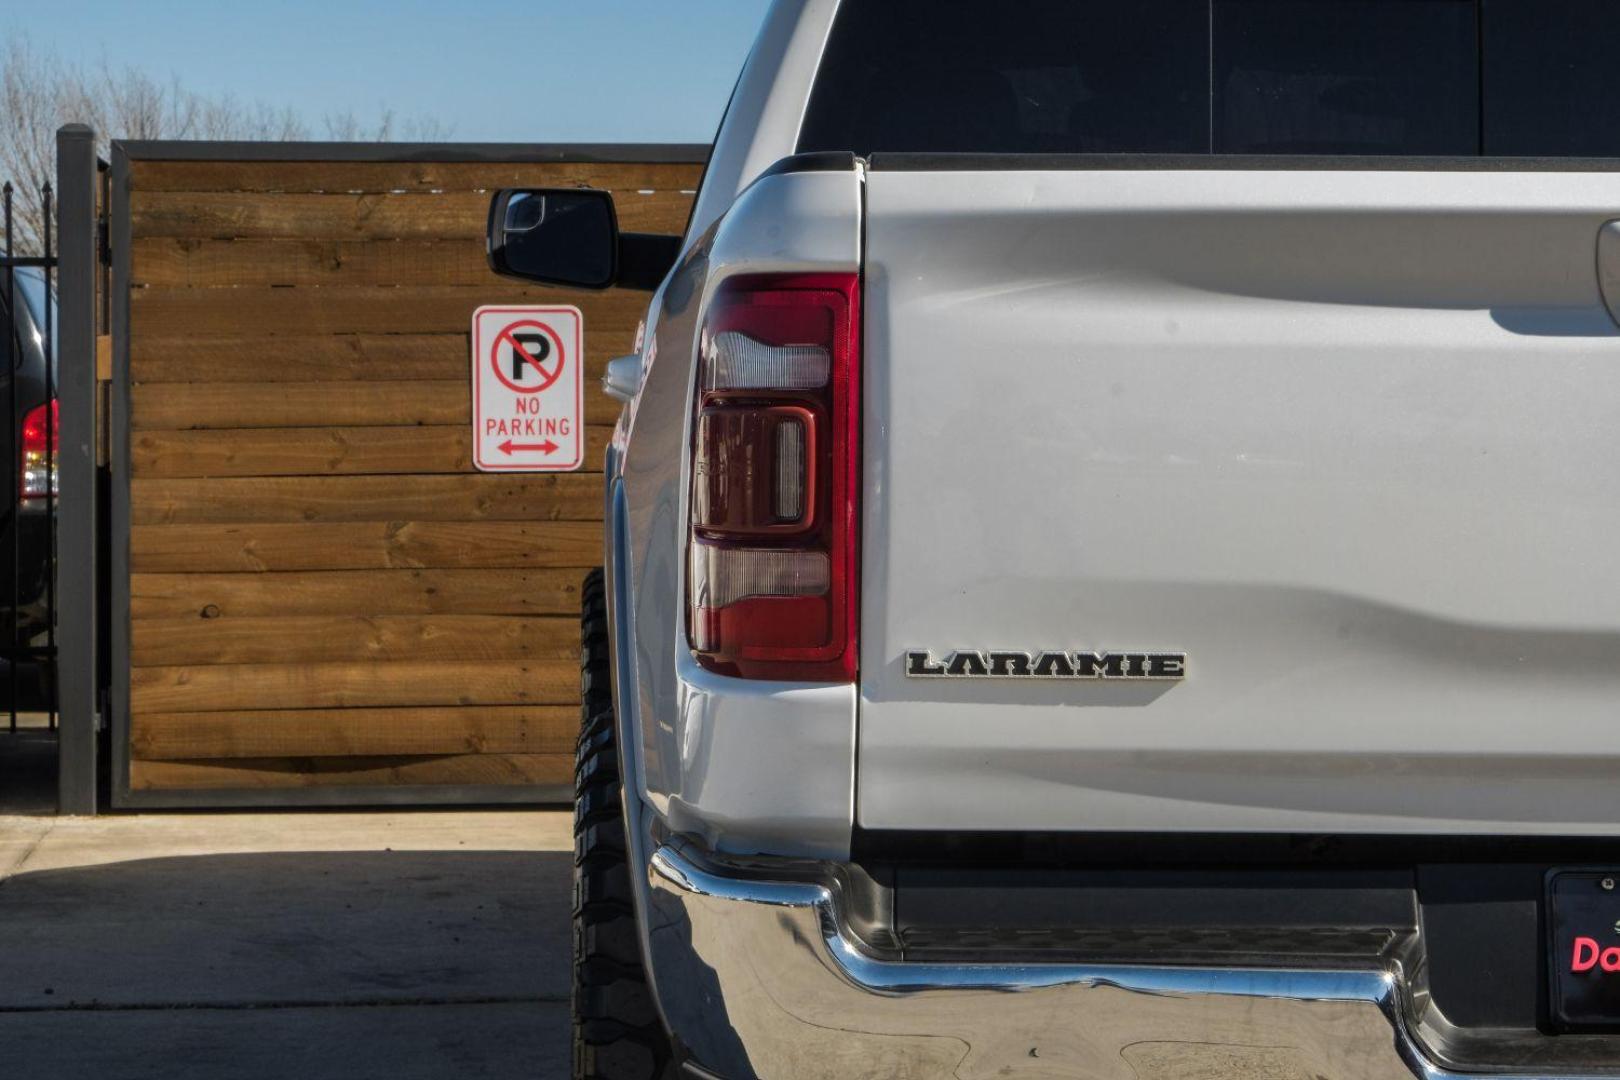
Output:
[471, 305, 585, 472]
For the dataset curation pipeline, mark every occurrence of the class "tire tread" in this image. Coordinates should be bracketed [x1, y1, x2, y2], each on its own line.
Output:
[573, 568, 677, 1080]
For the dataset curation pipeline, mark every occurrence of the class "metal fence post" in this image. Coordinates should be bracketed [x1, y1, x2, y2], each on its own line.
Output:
[55, 124, 97, 815]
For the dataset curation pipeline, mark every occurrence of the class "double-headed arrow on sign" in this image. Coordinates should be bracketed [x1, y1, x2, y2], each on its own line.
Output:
[498, 438, 559, 456]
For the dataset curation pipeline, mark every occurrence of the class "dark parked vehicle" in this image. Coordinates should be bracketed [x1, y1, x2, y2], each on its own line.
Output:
[1, 265, 56, 714]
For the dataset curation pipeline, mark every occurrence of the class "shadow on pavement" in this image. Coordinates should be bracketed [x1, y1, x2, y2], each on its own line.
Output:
[0, 848, 573, 1080]
[0, 728, 57, 815]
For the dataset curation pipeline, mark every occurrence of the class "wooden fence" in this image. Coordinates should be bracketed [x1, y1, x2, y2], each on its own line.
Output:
[108, 143, 705, 806]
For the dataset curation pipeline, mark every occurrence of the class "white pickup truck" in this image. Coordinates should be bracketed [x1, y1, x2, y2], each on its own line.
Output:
[487, 1, 1620, 1076]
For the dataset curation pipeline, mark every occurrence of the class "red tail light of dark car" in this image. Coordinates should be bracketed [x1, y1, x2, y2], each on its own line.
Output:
[20, 398, 57, 502]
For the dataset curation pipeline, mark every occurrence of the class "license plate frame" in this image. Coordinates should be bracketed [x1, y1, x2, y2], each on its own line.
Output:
[1548, 870, 1620, 1031]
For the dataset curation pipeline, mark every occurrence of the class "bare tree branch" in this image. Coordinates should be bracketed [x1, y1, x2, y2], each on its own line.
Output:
[323, 105, 454, 143]
[0, 37, 448, 252]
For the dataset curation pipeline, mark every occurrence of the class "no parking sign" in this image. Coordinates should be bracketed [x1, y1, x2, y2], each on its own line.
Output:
[471, 305, 584, 472]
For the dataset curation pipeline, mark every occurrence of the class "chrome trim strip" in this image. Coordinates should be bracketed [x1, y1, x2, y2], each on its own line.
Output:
[645, 842, 1607, 1080]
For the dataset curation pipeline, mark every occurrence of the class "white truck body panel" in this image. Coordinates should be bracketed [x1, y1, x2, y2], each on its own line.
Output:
[858, 164, 1620, 834]
[683, 0, 834, 242]
[618, 166, 861, 859]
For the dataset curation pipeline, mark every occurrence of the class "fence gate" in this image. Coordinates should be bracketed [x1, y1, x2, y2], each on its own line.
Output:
[0, 126, 102, 815]
[105, 141, 705, 807]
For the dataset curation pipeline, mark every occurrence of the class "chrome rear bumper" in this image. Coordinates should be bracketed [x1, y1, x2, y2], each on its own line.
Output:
[643, 841, 1610, 1080]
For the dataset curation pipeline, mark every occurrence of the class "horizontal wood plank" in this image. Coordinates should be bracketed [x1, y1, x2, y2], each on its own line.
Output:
[130, 333, 629, 384]
[131, 568, 591, 619]
[131, 333, 472, 382]
[134, 237, 504, 288]
[131, 474, 603, 524]
[130, 706, 578, 759]
[132, 381, 620, 429]
[132, 614, 579, 665]
[131, 521, 602, 572]
[131, 659, 578, 712]
[129, 752, 571, 790]
[130, 159, 703, 194]
[131, 284, 647, 337]
[131, 189, 690, 240]
[131, 425, 614, 477]
[133, 237, 678, 289]
[133, 380, 463, 428]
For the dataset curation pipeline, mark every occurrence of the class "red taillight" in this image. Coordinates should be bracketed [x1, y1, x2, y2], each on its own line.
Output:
[687, 273, 859, 682]
[20, 399, 57, 501]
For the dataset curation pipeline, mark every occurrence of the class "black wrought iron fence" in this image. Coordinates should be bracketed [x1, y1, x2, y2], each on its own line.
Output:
[0, 180, 59, 735]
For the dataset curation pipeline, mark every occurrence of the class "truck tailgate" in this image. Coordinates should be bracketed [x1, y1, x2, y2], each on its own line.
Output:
[858, 161, 1620, 835]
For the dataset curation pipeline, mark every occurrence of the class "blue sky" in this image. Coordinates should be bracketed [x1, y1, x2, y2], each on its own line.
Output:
[20, 0, 771, 143]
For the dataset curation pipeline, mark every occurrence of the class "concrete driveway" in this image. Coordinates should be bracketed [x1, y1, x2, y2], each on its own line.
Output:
[0, 765, 572, 1079]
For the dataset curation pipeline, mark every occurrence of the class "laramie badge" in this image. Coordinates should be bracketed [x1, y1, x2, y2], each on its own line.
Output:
[906, 650, 1186, 680]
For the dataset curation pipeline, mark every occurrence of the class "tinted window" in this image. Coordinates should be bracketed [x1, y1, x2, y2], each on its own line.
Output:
[797, 0, 1209, 156]
[1482, 0, 1620, 156]
[8, 269, 54, 372]
[1214, 0, 1477, 155]
[14, 268, 49, 332]
[802, 0, 1620, 160]
[0, 279, 11, 373]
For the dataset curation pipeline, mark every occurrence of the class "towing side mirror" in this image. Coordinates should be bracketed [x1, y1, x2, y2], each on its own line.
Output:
[487, 188, 619, 290]
[487, 188, 683, 292]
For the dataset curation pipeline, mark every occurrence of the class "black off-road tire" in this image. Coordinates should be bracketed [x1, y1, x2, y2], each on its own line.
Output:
[574, 568, 678, 1080]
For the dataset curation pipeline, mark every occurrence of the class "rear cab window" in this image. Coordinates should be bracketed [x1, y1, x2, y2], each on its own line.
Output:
[1482, 0, 1620, 156]
[797, 0, 1620, 160]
